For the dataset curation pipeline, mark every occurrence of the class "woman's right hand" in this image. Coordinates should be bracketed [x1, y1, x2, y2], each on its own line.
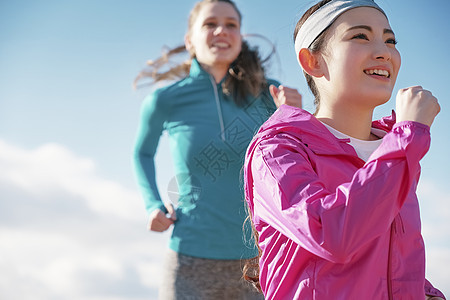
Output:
[270, 85, 302, 109]
[396, 86, 440, 127]
[147, 203, 177, 232]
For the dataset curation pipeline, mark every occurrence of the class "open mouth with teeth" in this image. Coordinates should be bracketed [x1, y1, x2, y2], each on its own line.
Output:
[212, 42, 230, 49]
[364, 69, 390, 78]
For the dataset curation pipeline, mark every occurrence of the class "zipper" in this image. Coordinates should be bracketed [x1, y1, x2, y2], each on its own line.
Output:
[209, 76, 226, 141]
[387, 220, 394, 300]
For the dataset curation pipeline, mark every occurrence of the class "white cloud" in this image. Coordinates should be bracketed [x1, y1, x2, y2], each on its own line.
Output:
[0, 139, 143, 220]
[0, 139, 170, 300]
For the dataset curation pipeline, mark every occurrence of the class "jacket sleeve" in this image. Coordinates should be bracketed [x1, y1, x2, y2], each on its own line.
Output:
[248, 121, 430, 263]
[133, 91, 169, 215]
[425, 278, 446, 299]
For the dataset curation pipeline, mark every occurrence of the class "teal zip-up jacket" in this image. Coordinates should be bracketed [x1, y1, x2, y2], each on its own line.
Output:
[134, 58, 278, 259]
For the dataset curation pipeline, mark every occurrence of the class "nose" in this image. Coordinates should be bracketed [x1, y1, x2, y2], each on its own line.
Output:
[214, 25, 227, 36]
[374, 41, 391, 61]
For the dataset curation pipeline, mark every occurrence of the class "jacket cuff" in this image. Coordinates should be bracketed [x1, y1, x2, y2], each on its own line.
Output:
[147, 202, 168, 215]
[392, 120, 430, 133]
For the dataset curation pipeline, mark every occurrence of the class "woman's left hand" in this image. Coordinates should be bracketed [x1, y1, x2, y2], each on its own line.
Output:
[270, 84, 302, 109]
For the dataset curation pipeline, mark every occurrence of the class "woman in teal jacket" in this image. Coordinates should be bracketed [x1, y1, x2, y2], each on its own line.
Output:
[133, 0, 301, 298]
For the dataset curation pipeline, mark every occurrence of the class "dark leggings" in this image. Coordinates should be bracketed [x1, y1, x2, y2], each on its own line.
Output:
[158, 250, 264, 300]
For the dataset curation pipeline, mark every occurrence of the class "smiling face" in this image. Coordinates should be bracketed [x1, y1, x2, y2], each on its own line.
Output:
[316, 7, 401, 110]
[185, 1, 242, 75]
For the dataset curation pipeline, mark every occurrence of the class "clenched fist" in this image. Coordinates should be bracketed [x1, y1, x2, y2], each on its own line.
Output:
[396, 86, 440, 127]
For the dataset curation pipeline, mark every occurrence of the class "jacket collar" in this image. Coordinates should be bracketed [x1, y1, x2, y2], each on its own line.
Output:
[189, 58, 209, 79]
[255, 105, 396, 156]
[189, 58, 229, 85]
[372, 110, 396, 132]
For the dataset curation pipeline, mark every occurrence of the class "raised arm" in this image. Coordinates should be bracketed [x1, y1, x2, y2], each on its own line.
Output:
[247, 121, 430, 263]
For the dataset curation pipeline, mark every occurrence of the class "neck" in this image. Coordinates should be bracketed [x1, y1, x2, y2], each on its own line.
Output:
[200, 62, 228, 83]
[315, 102, 377, 141]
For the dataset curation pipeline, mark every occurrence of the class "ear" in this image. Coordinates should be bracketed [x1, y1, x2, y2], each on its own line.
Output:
[184, 34, 193, 52]
[298, 48, 324, 78]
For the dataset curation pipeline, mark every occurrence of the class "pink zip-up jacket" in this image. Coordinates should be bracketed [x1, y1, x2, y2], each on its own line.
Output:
[244, 105, 445, 299]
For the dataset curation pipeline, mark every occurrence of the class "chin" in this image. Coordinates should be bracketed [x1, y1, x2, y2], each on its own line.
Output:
[366, 87, 394, 103]
[370, 93, 392, 107]
[352, 90, 392, 110]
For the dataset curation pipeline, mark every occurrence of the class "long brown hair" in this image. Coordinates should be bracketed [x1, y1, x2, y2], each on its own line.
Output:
[242, 0, 333, 293]
[134, 0, 273, 106]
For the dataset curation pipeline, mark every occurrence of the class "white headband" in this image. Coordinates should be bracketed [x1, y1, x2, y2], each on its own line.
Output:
[294, 0, 385, 64]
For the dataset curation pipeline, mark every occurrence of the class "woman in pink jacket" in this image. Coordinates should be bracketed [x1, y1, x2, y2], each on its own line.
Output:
[243, 0, 445, 299]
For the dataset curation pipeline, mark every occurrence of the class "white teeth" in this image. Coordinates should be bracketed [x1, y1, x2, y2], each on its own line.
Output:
[364, 69, 390, 77]
[213, 42, 229, 48]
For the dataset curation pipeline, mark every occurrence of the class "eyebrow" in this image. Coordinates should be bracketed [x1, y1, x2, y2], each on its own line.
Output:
[347, 25, 395, 35]
[204, 16, 239, 22]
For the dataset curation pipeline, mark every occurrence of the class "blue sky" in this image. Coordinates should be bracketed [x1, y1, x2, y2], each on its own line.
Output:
[1, 0, 449, 299]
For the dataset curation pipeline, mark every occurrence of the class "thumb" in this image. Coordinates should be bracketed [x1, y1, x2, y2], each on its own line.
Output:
[165, 203, 177, 221]
[269, 84, 279, 100]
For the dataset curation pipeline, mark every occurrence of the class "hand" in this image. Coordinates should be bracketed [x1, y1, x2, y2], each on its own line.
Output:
[396, 86, 440, 127]
[270, 85, 302, 109]
[147, 203, 177, 232]
[425, 296, 445, 300]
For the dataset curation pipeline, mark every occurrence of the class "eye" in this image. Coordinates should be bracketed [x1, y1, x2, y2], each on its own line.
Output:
[204, 22, 217, 28]
[386, 38, 397, 45]
[352, 33, 369, 40]
[226, 22, 238, 28]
